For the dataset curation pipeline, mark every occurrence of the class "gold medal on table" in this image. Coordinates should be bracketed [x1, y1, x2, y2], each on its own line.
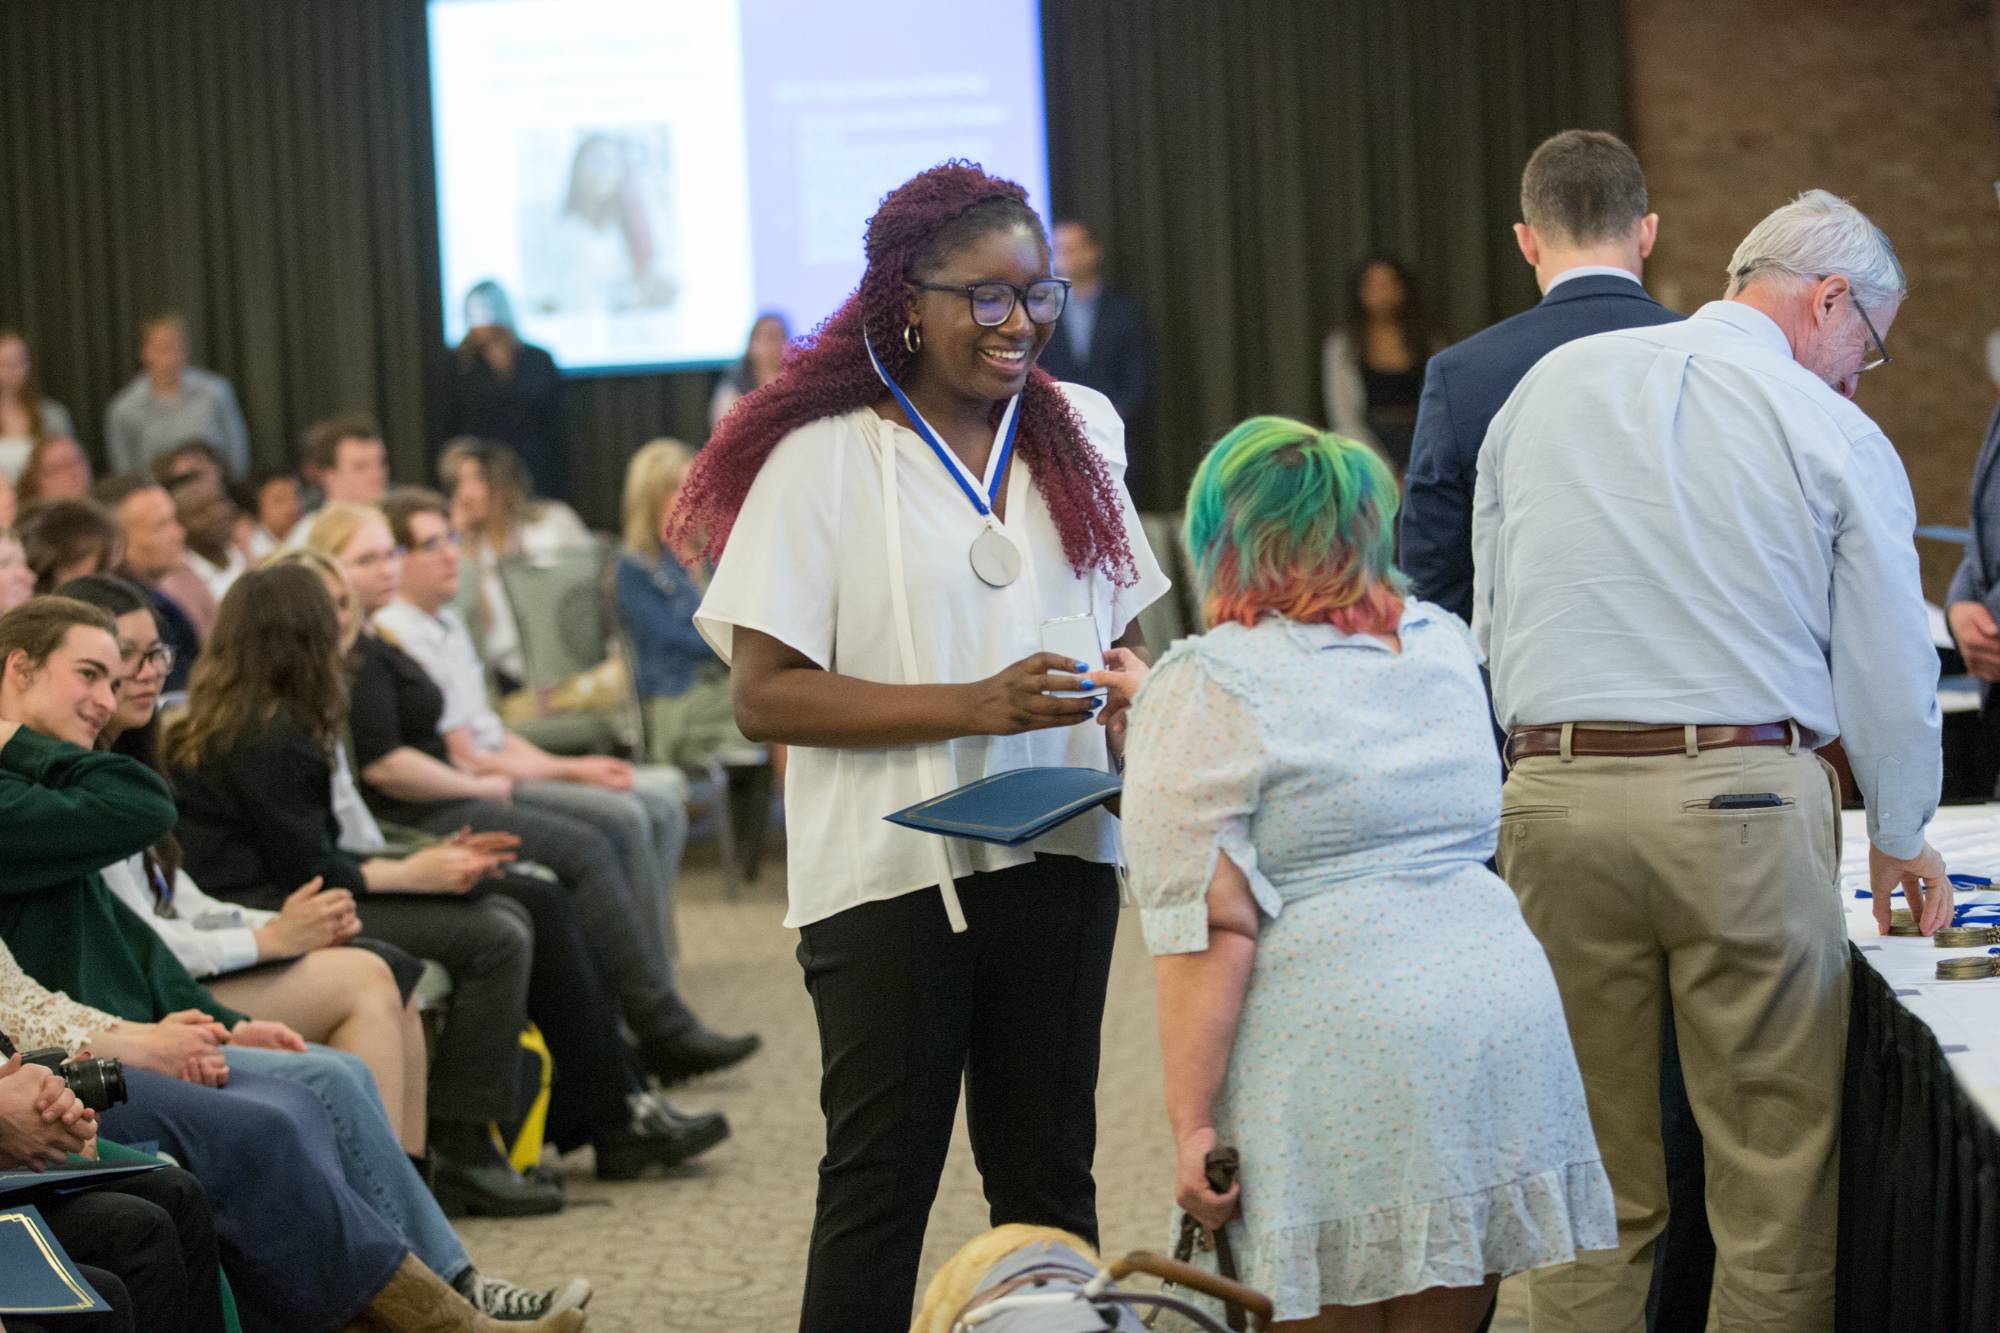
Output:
[1935, 926, 2000, 948]
[1936, 956, 2000, 981]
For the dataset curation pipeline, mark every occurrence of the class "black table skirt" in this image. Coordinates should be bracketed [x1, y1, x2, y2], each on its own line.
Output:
[1839, 945, 2000, 1330]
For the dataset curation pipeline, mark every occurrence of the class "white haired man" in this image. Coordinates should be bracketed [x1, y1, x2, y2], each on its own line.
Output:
[1473, 189, 1948, 1332]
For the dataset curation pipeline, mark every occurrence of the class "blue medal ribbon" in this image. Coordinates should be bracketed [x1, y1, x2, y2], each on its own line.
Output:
[867, 336, 1020, 519]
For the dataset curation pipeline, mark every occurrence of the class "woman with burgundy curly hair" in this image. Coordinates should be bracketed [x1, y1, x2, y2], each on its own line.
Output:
[680, 160, 1170, 1328]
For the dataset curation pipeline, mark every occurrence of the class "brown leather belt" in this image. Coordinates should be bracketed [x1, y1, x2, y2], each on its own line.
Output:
[1505, 722, 1797, 766]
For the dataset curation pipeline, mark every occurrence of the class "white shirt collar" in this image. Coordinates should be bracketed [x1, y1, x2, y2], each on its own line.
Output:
[1544, 265, 1643, 294]
[1692, 299, 1795, 357]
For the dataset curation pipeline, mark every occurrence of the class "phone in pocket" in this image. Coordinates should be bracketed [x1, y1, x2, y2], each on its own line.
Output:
[1039, 614, 1108, 699]
[1708, 792, 1783, 810]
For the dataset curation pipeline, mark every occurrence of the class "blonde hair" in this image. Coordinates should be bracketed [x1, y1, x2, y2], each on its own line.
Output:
[911, 1225, 1096, 1333]
[262, 546, 363, 653]
[622, 437, 697, 560]
[304, 502, 389, 561]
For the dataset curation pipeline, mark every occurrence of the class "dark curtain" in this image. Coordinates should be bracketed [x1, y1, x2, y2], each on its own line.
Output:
[1041, 0, 1628, 509]
[0, 0, 444, 485]
[0, 0, 1626, 525]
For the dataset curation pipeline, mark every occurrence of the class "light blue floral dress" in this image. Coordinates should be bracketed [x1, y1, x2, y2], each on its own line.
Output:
[1121, 605, 1615, 1319]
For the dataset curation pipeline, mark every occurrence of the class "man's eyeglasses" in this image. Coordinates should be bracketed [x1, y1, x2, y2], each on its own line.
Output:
[1851, 297, 1891, 373]
[1814, 273, 1890, 372]
[410, 531, 461, 556]
[914, 278, 1071, 328]
[347, 546, 405, 571]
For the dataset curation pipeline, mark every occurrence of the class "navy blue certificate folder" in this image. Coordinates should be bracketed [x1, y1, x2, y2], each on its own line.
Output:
[885, 767, 1122, 846]
[0, 1203, 111, 1315]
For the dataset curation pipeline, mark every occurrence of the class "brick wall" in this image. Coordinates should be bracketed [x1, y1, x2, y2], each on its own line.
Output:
[1627, 0, 2000, 599]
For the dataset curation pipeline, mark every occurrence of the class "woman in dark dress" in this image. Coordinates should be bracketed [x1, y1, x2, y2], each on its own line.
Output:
[440, 282, 565, 500]
[1321, 255, 1441, 474]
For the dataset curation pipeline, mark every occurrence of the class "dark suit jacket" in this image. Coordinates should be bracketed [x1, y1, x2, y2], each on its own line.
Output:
[1038, 288, 1152, 432]
[1947, 404, 2000, 618]
[1401, 274, 1682, 621]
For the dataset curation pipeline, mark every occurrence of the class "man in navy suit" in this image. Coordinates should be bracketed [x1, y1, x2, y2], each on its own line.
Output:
[1039, 220, 1155, 499]
[1404, 130, 1714, 1333]
[1403, 130, 1678, 623]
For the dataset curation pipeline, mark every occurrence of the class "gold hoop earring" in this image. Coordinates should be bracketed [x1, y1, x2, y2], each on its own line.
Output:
[903, 323, 923, 355]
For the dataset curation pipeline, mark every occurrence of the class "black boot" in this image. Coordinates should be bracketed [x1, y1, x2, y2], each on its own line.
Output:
[593, 1093, 731, 1180]
[429, 1122, 564, 1219]
[639, 1022, 761, 1085]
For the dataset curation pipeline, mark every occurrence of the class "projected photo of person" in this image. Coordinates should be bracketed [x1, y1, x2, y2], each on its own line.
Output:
[522, 128, 679, 318]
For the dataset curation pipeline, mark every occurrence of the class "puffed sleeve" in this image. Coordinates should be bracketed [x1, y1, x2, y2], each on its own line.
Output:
[694, 421, 845, 669]
[1120, 646, 1276, 956]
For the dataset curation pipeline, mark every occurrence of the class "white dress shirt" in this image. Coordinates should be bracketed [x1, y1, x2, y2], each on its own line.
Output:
[1473, 299, 1940, 858]
[373, 598, 507, 751]
[695, 382, 1170, 930]
[1542, 265, 1643, 293]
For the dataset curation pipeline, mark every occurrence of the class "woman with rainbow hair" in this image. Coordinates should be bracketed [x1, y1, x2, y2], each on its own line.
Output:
[675, 161, 1171, 1329]
[1113, 417, 1614, 1330]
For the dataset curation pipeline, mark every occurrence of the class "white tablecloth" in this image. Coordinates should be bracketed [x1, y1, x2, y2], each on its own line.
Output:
[1841, 803, 2000, 1124]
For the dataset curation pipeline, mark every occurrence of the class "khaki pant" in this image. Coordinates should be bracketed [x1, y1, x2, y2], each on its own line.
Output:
[1498, 733, 1848, 1333]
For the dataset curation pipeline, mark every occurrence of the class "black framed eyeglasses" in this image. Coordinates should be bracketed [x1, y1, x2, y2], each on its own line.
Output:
[914, 278, 1071, 327]
[121, 643, 175, 678]
[1814, 273, 1890, 372]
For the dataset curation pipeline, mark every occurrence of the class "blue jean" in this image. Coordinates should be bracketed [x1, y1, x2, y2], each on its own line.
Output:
[226, 1044, 470, 1285]
[101, 1067, 405, 1333]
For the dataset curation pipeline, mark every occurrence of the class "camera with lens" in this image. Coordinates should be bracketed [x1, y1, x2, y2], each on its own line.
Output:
[0, 1032, 127, 1112]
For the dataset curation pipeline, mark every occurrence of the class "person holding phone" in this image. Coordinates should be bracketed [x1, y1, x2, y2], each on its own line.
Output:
[673, 161, 1170, 1330]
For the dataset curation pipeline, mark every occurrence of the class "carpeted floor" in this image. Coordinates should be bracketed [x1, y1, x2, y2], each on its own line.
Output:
[456, 851, 1530, 1331]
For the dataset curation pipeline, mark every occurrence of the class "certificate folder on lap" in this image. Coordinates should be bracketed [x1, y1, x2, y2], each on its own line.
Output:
[886, 767, 1122, 846]
[0, 1203, 111, 1315]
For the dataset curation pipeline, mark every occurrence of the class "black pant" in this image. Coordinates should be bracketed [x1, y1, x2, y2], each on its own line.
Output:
[30, 1168, 224, 1333]
[481, 871, 636, 1149]
[796, 856, 1119, 1333]
[351, 889, 532, 1126]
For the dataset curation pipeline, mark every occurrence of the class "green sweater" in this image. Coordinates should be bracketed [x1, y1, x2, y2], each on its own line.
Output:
[0, 727, 248, 1029]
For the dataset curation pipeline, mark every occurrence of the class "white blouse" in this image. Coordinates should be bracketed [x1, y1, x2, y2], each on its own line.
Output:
[696, 382, 1170, 930]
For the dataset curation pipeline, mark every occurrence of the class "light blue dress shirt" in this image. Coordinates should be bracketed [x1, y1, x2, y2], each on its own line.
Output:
[1472, 299, 1940, 858]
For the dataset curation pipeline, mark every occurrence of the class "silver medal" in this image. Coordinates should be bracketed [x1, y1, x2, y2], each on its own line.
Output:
[970, 523, 1022, 588]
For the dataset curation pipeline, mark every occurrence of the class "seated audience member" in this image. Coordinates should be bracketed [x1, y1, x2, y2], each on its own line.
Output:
[1113, 417, 1614, 1329]
[438, 437, 591, 692]
[151, 449, 246, 602]
[1322, 255, 1442, 474]
[292, 413, 390, 540]
[0, 1048, 222, 1333]
[370, 492, 755, 1069]
[176, 476, 246, 603]
[157, 566, 562, 1216]
[303, 509, 757, 1082]
[616, 439, 751, 767]
[15, 432, 92, 507]
[19, 497, 121, 592]
[177, 561, 728, 1185]
[240, 467, 303, 556]
[707, 312, 790, 429]
[95, 473, 218, 642]
[0, 527, 31, 613]
[0, 597, 590, 1330]
[0, 330, 76, 484]
[60, 574, 428, 1157]
[103, 314, 250, 477]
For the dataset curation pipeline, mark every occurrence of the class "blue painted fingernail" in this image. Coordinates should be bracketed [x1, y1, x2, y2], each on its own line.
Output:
[1075, 661, 1091, 672]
